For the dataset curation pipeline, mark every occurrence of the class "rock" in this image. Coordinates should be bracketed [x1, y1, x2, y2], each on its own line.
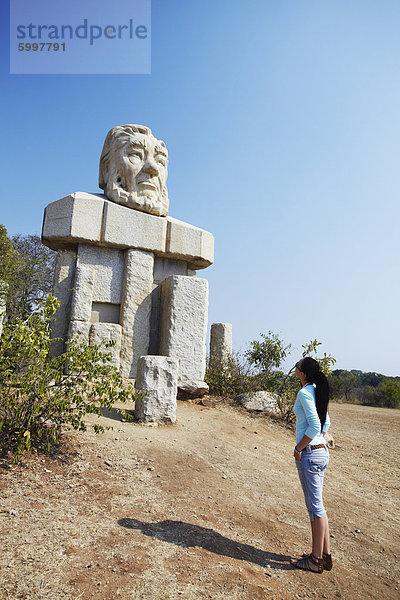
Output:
[200, 397, 219, 407]
[177, 380, 209, 399]
[159, 276, 208, 380]
[70, 265, 96, 322]
[209, 323, 232, 364]
[235, 391, 279, 413]
[134, 355, 179, 423]
[90, 322, 122, 369]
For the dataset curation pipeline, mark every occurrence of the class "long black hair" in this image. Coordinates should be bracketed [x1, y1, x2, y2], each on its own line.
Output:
[299, 357, 329, 431]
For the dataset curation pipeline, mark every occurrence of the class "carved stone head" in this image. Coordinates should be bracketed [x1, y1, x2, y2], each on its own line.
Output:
[99, 124, 169, 217]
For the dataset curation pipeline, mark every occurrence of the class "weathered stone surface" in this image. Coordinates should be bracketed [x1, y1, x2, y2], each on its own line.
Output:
[210, 323, 233, 364]
[90, 322, 122, 368]
[177, 380, 209, 399]
[68, 320, 91, 342]
[70, 265, 96, 322]
[134, 355, 178, 423]
[120, 250, 154, 378]
[77, 244, 124, 304]
[42, 193, 213, 270]
[99, 124, 169, 217]
[236, 391, 279, 413]
[42, 192, 104, 249]
[166, 216, 214, 268]
[50, 251, 76, 356]
[149, 257, 188, 354]
[159, 276, 208, 381]
[102, 200, 167, 252]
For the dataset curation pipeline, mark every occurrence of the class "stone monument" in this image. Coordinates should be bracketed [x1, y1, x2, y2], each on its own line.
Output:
[42, 124, 214, 397]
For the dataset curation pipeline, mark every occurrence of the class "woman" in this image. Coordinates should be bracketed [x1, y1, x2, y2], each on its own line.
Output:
[290, 357, 332, 574]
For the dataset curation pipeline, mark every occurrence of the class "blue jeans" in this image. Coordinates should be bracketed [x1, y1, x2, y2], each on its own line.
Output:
[296, 446, 329, 521]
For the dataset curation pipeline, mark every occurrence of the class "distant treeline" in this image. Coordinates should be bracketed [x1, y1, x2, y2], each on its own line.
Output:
[328, 370, 400, 408]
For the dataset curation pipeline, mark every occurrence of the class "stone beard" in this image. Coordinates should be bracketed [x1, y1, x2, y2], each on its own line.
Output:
[99, 124, 169, 217]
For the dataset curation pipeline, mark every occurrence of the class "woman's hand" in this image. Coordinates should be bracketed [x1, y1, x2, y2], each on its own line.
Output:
[294, 447, 302, 461]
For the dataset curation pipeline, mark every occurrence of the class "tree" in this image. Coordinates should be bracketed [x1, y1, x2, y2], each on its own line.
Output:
[0, 295, 139, 462]
[6, 234, 56, 322]
[0, 225, 15, 302]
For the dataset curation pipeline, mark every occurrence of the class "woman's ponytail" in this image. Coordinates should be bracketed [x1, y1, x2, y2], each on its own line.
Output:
[299, 357, 330, 431]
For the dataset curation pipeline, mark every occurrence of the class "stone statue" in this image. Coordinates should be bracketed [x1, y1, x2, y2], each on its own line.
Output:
[99, 124, 169, 217]
[42, 124, 214, 413]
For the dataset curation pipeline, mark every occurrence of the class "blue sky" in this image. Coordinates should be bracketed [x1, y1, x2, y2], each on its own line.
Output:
[2, 0, 400, 375]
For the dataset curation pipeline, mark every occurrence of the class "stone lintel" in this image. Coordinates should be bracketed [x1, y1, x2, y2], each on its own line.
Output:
[42, 192, 214, 269]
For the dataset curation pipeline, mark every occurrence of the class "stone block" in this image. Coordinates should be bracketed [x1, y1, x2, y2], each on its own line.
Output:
[159, 275, 208, 380]
[77, 244, 124, 304]
[50, 251, 76, 356]
[134, 355, 179, 423]
[210, 323, 233, 364]
[68, 320, 91, 342]
[102, 200, 167, 252]
[70, 265, 96, 322]
[42, 192, 104, 249]
[120, 249, 154, 378]
[90, 322, 122, 369]
[177, 380, 209, 399]
[235, 391, 279, 413]
[166, 217, 214, 269]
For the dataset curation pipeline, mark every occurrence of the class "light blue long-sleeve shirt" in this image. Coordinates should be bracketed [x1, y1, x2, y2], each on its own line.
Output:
[293, 384, 330, 446]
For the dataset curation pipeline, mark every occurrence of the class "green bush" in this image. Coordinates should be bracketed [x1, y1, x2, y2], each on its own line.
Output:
[205, 352, 258, 397]
[0, 295, 140, 462]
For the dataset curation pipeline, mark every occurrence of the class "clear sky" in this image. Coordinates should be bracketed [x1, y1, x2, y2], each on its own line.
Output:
[1, 0, 400, 376]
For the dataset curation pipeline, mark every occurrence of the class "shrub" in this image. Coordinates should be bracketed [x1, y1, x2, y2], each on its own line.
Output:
[205, 352, 257, 397]
[0, 295, 140, 462]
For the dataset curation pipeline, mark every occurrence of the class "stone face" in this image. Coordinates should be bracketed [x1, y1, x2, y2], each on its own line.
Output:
[236, 391, 279, 413]
[134, 355, 178, 423]
[50, 251, 76, 356]
[70, 265, 96, 322]
[210, 323, 233, 364]
[119, 249, 154, 378]
[41, 124, 214, 382]
[99, 124, 169, 217]
[89, 322, 122, 369]
[177, 380, 209, 399]
[159, 276, 208, 380]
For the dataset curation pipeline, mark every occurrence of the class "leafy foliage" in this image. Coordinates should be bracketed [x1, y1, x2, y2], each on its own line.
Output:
[0, 295, 140, 462]
[328, 369, 400, 408]
[206, 332, 336, 425]
[6, 234, 56, 323]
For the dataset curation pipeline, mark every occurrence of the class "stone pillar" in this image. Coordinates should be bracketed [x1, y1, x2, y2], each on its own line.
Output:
[70, 265, 96, 322]
[159, 275, 208, 381]
[50, 251, 76, 356]
[210, 323, 233, 364]
[134, 355, 179, 423]
[90, 323, 123, 369]
[119, 249, 154, 378]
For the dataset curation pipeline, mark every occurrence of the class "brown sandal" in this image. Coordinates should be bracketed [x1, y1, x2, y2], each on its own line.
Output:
[302, 551, 332, 571]
[291, 553, 324, 573]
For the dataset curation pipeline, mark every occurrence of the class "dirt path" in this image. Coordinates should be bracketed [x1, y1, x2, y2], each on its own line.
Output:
[1, 401, 399, 600]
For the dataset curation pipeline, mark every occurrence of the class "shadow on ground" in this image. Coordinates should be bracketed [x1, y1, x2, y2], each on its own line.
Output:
[118, 518, 293, 570]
